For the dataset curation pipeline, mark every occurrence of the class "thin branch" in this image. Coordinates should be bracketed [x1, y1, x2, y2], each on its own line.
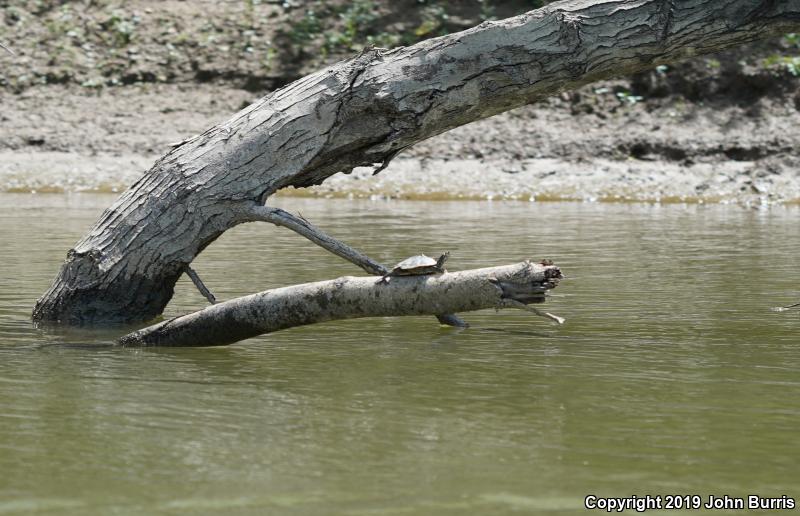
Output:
[0, 42, 14, 55]
[772, 301, 800, 312]
[185, 265, 217, 304]
[245, 205, 388, 275]
[499, 298, 565, 324]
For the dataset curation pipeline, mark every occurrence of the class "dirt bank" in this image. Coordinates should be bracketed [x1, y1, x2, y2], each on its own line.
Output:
[1, 1, 799, 204]
[2, 75, 799, 205]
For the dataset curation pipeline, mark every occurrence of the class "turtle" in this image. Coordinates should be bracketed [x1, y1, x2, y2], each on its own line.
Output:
[378, 252, 449, 283]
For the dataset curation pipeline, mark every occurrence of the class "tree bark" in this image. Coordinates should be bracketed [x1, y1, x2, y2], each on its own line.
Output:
[34, 0, 800, 324]
[118, 261, 562, 347]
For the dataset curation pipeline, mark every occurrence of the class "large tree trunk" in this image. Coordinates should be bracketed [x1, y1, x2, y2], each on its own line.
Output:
[34, 0, 800, 324]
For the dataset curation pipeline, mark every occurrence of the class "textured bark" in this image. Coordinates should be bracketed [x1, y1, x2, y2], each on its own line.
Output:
[34, 0, 800, 324]
[118, 261, 561, 347]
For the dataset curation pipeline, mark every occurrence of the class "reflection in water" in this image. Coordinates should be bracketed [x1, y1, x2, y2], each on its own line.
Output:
[1, 194, 799, 515]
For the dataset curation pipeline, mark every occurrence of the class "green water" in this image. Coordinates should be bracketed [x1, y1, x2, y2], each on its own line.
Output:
[1, 194, 799, 515]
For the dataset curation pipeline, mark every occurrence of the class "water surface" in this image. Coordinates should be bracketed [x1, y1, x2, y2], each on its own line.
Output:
[1, 194, 799, 515]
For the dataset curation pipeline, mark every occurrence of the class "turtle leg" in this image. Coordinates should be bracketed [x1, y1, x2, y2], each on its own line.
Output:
[244, 203, 468, 328]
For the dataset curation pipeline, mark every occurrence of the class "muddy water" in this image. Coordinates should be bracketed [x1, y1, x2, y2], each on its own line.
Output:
[1, 194, 799, 515]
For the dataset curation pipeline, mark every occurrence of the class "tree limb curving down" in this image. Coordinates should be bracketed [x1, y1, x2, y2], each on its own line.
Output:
[118, 261, 562, 347]
[33, 0, 800, 324]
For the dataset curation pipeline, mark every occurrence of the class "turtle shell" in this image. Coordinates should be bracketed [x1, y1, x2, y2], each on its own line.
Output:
[390, 254, 439, 275]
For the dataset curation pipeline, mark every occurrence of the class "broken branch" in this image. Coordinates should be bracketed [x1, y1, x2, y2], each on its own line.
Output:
[244, 205, 388, 276]
[184, 265, 217, 304]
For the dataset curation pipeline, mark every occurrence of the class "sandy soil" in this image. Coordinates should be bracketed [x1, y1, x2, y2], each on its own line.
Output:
[2, 80, 799, 205]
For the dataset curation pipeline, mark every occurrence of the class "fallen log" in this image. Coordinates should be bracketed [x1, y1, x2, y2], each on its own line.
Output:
[118, 261, 562, 347]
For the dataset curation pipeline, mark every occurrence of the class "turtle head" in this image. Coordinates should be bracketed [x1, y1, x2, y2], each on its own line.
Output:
[436, 251, 450, 269]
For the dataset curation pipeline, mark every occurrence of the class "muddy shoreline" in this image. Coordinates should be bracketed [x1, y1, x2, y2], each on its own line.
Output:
[3, 1, 799, 205]
[2, 79, 798, 205]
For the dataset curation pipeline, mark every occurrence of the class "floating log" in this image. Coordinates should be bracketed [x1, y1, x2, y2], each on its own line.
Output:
[119, 261, 562, 347]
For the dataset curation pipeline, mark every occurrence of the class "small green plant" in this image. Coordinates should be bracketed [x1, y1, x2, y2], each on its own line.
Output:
[261, 46, 277, 71]
[102, 10, 140, 47]
[763, 54, 800, 77]
[760, 34, 800, 77]
[783, 33, 799, 48]
[242, 0, 256, 28]
[782, 56, 800, 76]
[478, 0, 496, 21]
[288, 9, 322, 45]
[365, 32, 401, 49]
[44, 5, 76, 39]
[414, 4, 449, 38]
[340, 1, 378, 39]
[323, 1, 378, 52]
